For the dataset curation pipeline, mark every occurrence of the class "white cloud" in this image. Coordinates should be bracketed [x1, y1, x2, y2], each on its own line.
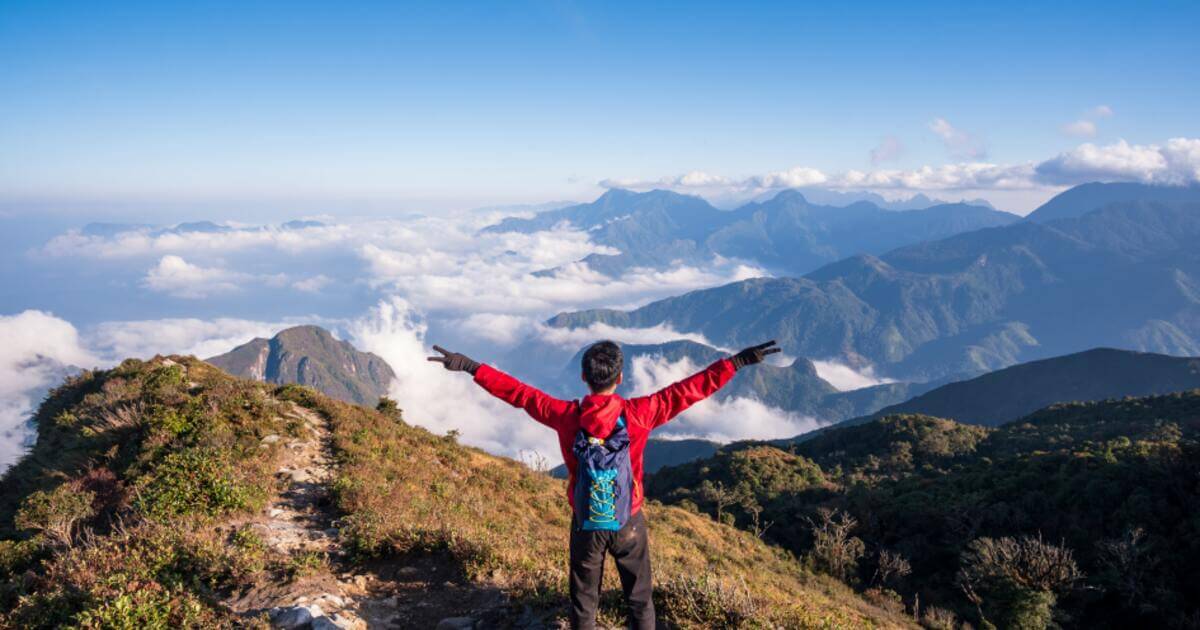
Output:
[627, 355, 824, 442]
[1034, 138, 1200, 186]
[142, 255, 253, 298]
[811, 359, 896, 391]
[1061, 120, 1097, 138]
[1061, 105, 1114, 138]
[598, 136, 1200, 202]
[929, 118, 987, 159]
[348, 297, 561, 461]
[87, 316, 318, 360]
[870, 135, 904, 165]
[0, 311, 99, 470]
[534, 322, 730, 352]
[292, 274, 333, 293]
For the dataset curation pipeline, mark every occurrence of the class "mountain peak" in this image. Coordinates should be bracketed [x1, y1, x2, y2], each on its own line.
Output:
[207, 325, 395, 406]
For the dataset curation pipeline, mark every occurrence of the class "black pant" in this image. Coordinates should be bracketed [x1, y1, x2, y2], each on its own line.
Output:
[569, 510, 655, 629]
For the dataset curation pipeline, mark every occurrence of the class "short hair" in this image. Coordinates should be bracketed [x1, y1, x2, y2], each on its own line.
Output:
[582, 340, 623, 392]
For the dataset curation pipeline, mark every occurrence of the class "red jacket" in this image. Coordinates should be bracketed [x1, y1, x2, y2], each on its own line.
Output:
[473, 358, 736, 516]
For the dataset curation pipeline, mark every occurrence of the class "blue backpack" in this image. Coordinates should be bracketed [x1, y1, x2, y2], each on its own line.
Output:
[572, 414, 634, 531]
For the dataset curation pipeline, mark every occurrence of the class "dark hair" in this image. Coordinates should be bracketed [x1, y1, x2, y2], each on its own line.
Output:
[582, 340, 623, 392]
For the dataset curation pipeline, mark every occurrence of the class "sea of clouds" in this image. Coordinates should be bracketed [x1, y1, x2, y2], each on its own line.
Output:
[0, 206, 896, 471]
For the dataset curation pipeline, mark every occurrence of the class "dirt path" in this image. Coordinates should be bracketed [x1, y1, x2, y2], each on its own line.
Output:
[222, 403, 521, 629]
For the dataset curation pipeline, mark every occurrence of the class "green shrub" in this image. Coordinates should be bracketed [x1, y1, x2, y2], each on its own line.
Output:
[14, 485, 95, 548]
[135, 449, 256, 519]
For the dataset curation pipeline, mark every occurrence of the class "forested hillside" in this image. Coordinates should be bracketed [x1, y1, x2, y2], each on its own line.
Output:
[648, 390, 1200, 629]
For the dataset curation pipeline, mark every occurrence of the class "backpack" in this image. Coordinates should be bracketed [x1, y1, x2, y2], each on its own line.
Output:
[572, 414, 634, 531]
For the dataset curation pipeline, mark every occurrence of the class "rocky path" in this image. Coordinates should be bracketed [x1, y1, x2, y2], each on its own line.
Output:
[223, 403, 519, 629]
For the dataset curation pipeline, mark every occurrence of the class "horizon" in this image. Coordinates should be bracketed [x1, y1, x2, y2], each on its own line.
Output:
[3, 1, 1200, 469]
[3, 1, 1200, 215]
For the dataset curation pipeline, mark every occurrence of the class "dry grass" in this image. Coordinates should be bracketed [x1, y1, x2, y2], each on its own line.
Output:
[287, 387, 917, 628]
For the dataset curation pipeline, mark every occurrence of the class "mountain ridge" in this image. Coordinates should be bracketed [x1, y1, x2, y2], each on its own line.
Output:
[207, 325, 395, 407]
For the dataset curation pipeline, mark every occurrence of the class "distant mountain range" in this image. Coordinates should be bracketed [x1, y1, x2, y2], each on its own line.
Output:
[484, 188, 1017, 276]
[545, 339, 930, 422]
[207, 325, 395, 406]
[840, 347, 1200, 427]
[547, 184, 1200, 382]
[625, 346, 1200, 472]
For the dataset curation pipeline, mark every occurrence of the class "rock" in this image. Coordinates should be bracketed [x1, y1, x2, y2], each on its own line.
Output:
[310, 616, 343, 630]
[272, 605, 312, 629]
[436, 618, 477, 630]
[262, 434, 282, 444]
[291, 469, 312, 483]
[316, 593, 345, 608]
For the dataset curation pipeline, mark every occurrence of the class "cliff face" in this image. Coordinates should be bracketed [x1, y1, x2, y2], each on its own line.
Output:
[207, 325, 396, 406]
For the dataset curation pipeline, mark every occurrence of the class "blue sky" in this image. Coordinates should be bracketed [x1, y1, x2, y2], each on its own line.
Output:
[2, 0, 1199, 214]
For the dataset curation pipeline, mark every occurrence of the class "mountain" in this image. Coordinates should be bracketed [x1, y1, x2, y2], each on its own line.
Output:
[0, 355, 911, 628]
[843, 347, 1200, 427]
[1025, 182, 1200, 223]
[207, 325, 395, 406]
[647, 390, 1200, 628]
[547, 339, 928, 422]
[485, 188, 1017, 276]
[549, 192, 1200, 382]
[549, 437, 721, 479]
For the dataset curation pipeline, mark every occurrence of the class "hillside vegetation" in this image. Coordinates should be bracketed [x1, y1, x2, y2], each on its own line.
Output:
[647, 391, 1200, 629]
[0, 356, 913, 628]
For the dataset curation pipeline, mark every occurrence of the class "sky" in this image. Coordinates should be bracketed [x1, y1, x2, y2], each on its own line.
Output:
[2, 0, 1199, 214]
[1, 0, 1199, 470]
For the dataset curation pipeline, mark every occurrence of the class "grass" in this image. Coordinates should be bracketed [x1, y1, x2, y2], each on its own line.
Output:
[0, 355, 915, 628]
[284, 385, 917, 628]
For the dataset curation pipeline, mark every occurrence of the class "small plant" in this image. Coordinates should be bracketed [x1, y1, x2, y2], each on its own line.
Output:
[375, 397, 402, 421]
[286, 550, 328, 579]
[14, 484, 95, 548]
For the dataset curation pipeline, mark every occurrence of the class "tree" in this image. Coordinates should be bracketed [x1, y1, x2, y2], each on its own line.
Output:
[956, 535, 1082, 629]
[740, 496, 773, 538]
[699, 480, 740, 524]
[805, 508, 865, 583]
[872, 548, 912, 588]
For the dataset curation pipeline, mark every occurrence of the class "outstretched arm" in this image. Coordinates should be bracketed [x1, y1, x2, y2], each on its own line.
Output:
[427, 345, 574, 429]
[627, 340, 781, 429]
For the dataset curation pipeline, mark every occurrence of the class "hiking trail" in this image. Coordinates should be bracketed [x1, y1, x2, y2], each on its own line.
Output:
[221, 403, 521, 629]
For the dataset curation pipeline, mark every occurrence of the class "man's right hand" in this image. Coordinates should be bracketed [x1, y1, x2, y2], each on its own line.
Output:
[427, 345, 481, 375]
[729, 340, 781, 370]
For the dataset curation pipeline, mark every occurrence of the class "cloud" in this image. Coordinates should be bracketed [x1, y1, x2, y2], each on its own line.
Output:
[627, 355, 823, 442]
[1061, 105, 1114, 138]
[347, 297, 561, 461]
[1061, 120, 1097, 138]
[534, 322, 730, 352]
[870, 136, 904, 165]
[598, 136, 1200, 200]
[1034, 138, 1200, 186]
[142, 256, 252, 298]
[87, 316, 319, 360]
[929, 118, 987, 159]
[811, 359, 896, 391]
[292, 274, 333, 293]
[0, 311, 99, 470]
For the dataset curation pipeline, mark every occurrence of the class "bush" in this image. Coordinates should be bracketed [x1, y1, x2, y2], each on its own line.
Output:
[957, 536, 1081, 629]
[14, 485, 95, 548]
[134, 449, 256, 520]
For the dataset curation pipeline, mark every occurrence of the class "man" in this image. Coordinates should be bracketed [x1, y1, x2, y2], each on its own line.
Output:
[428, 339, 780, 629]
